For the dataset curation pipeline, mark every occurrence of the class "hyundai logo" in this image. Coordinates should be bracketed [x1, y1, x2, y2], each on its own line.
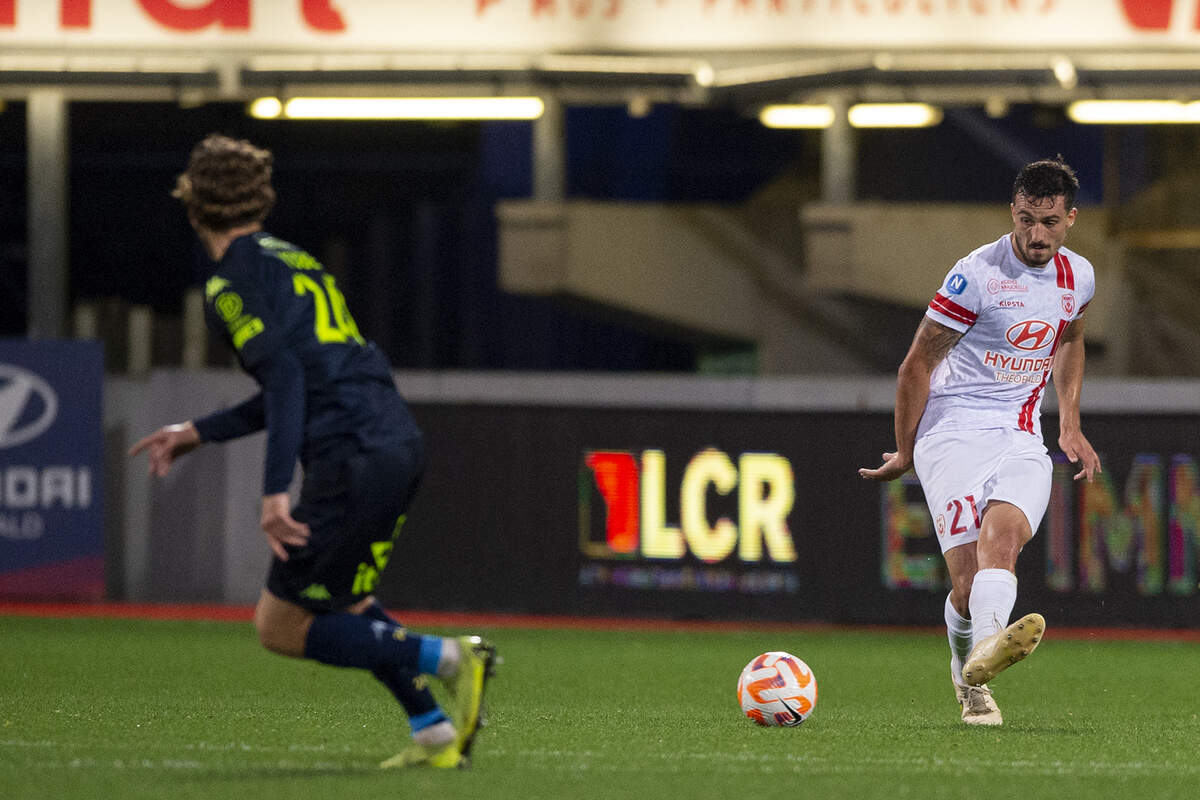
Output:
[1005, 320, 1056, 351]
[0, 364, 59, 449]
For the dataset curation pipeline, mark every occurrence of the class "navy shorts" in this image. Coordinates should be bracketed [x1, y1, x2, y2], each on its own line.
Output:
[267, 437, 425, 612]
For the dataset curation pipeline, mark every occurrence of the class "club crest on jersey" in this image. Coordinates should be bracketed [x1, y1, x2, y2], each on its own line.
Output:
[936, 515, 946, 537]
[1061, 293, 1075, 315]
[946, 274, 968, 295]
[1006, 319, 1056, 351]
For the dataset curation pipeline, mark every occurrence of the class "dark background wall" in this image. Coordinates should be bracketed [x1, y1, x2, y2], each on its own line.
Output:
[1, 100, 1170, 370]
[376, 402, 1200, 628]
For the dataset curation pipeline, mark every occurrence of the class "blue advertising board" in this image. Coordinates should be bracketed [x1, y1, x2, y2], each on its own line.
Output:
[0, 340, 104, 599]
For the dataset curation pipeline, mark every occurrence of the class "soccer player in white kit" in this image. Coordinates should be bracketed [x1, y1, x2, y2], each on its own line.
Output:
[859, 158, 1101, 726]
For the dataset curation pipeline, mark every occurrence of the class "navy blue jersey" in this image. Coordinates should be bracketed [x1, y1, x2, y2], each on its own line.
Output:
[192, 232, 421, 494]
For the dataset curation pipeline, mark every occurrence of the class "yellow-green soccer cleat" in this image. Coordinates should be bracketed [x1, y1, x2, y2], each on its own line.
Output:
[962, 613, 1046, 687]
[444, 635, 498, 761]
[380, 741, 465, 770]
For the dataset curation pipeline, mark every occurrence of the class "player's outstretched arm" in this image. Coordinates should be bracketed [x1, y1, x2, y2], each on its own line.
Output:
[1052, 317, 1101, 482]
[128, 421, 203, 477]
[859, 318, 962, 482]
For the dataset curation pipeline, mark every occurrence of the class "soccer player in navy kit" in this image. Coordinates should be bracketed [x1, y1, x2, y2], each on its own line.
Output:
[130, 134, 495, 769]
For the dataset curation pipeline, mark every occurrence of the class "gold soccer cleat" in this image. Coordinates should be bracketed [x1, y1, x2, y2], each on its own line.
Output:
[962, 613, 1046, 687]
[956, 682, 1003, 726]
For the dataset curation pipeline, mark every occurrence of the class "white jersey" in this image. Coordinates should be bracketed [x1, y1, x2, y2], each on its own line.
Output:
[918, 233, 1095, 442]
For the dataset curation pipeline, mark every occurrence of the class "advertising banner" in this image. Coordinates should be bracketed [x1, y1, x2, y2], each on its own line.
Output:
[2, 1, 1199, 53]
[0, 340, 104, 600]
[382, 402, 1200, 628]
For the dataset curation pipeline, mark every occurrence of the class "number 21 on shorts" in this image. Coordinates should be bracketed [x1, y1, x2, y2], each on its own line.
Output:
[939, 494, 981, 538]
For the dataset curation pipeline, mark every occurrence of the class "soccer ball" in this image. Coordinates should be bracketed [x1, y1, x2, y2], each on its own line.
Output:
[737, 651, 818, 727]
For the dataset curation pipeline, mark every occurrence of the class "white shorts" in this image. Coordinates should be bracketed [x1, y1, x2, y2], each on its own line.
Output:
[912, 428, 1052, 554]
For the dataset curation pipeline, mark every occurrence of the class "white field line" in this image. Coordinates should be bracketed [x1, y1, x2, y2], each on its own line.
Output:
[2, 739, 1198, 778]
[0, 739, 359, 754]
[0, 738, 378, 772]
[485, 748, 1200, 778]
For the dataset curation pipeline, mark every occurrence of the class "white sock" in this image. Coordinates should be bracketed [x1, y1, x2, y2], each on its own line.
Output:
[436, 637, 461, 679]
[968, 568, 1018, 649]
[413, 720, 455, 747]
[944, 594, 973, 686]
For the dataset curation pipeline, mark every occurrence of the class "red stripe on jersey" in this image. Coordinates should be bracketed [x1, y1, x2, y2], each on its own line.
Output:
[1017, 318, 1072, 433]
[1078, 300, 1090, 316]
[1054, 252, 1075, 290]
[929, 293, 978, 326]
[1049, 318, 1070, 356]
[1018, 380, 1046, 433]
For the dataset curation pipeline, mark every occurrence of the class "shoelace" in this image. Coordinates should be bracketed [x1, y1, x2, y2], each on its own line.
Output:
[966, 686, 994, 712]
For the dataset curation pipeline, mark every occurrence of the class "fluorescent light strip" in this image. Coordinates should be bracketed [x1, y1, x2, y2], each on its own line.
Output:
[1067, 100, 1200, 124]
[760, 103, 943, 129]
[250, 96, 545, 120]
[847, 103, 942, 128]
[249, 97, 285, 118]
[759, 104, 835, 129]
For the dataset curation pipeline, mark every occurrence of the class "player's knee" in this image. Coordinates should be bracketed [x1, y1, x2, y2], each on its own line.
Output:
[255, 617, 285, 655]
[255, 616, 307, 656]
[253, 601, 311, 658]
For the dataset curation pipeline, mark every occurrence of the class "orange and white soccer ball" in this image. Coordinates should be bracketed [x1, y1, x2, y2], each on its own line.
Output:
[737, 651, 818, 726]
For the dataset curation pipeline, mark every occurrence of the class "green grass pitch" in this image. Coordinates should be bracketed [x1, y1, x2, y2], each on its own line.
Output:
[2, 613, 1198, 800]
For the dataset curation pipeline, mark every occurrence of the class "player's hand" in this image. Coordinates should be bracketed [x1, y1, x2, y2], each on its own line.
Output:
[858, 451, 912, 482]
[128, 422, 202, 477]
[260, 493, 310, 561]
[1059, 429, 1101, 482]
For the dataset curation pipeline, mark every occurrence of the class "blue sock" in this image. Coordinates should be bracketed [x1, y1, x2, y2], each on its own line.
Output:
[303, 610, 440, 675]
[358, 602, 446, 728]
[407, 708, 448, 735]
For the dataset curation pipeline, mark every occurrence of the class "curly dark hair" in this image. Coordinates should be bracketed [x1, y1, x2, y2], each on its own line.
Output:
[1012, 156, 1079, 208]
[173, 134, 276, 232]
